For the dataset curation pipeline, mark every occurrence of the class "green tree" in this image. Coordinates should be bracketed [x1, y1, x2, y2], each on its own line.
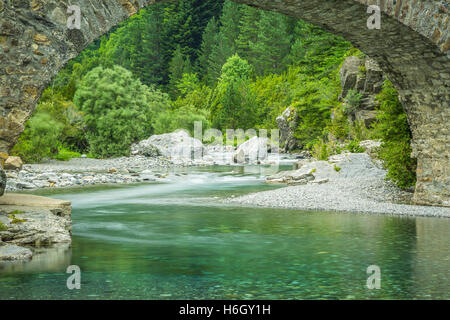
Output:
[198, 17, 219, 84]
[236, 5, 260, 61]
[210, 54, 257, 129]
[250, 11, 292, 75]
[74, 65, 164, 157]
[207, 0, 242, 83]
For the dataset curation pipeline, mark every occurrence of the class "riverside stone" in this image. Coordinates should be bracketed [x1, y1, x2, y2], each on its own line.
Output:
[276, 107, 298, 152]
[4, 156, 23, 170]
[0, 193, 72, 260]
[233, 137, 271, 164]
[0, 0, 448, 206]
[140, 130, 204, 160]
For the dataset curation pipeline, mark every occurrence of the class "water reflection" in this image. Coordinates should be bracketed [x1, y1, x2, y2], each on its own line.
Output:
[0, 244, 71, 274]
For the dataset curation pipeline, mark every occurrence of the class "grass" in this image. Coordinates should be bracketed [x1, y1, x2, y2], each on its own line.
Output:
[54, 147, 81, 161]
[0, 221, 7, 231]
[8, 214, 27, 224]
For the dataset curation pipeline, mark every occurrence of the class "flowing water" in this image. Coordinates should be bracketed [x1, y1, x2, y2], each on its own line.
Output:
[0, 165, 449, 300]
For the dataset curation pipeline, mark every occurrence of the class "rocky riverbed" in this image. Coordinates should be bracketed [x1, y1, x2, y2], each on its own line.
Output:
[227, 152, 450, 218]
[4, 156, 180, 192]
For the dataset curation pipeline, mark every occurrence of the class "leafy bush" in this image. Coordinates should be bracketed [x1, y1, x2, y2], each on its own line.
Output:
[153, 105, 210, 137]
[209, 54, 258, 130]
[345, 140, 365, 153]
[311, 139, 330, 160]
[12, 113, 64, 163]
[373, 80, 416, 189]
[328, 105, 350, 141]
[74, 65, 168, 157]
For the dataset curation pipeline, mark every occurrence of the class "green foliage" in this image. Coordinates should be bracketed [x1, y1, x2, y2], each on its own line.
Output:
[153, 105, 210, 137]
[74, 65, 167, 158]
[8, 214, 27, 224]
[210, 54, 257, 129]
[12, 112, 64, 163]
[248, 11, 293, 75]
[0, 221, 8, 231]
[54, 148, 82, 161]
[373, 80, 416, 189]
[328, 106, 350, 141]
[311, 139, 330, 161]
[345, 140, 365, 153]
[9, 210, 24, 215]
[334, 165, 341, 172]
[343, 89, 363, 114]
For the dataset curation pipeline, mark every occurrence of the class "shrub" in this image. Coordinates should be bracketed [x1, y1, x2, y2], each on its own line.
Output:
[346, 140, 365, 153]
[12, 113, 64, 163]
[74, 65, 168, 157]
[311, 139, 330, 160]
[328, 105, 350, 141]
[343, 89, 363, 114]
[209, 54, 258, 130]
[54, 147, 81, 161]
[373, 80, 416, 189]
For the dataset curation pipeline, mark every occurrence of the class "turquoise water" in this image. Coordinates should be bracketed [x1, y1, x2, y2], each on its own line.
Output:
[1, 165, 449, 299]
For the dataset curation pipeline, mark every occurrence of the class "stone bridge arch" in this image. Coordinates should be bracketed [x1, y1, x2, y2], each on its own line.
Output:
[0, 0, 448, 206]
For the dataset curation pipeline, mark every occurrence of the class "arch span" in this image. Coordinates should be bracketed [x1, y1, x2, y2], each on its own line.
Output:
[0, 0, 448, 206]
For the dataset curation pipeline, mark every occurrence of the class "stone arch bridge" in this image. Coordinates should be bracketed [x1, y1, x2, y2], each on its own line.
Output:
[0, 0, 448, 206]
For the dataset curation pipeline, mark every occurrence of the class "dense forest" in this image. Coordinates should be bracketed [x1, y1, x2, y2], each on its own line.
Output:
[12, 0, 415, 189]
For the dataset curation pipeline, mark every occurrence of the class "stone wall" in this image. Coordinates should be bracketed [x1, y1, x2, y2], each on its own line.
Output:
[0, 0, 448, 205]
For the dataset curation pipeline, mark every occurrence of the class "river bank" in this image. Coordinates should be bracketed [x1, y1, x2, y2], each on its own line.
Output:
[227, 153, 450, 218]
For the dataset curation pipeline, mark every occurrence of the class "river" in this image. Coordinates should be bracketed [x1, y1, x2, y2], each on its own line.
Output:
[0, 165, 449, 299]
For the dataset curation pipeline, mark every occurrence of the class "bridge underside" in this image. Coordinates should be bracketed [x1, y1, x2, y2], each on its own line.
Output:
[0, 0, 448, 205]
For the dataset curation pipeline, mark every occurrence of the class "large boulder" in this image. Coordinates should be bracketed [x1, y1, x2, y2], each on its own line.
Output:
[131, 140, 160, 157]
[276, 107, 299, 152]
[337, 56, 386, 132]
[233, 136, 271, 164]
[0, 194, 72, 247]
[135, 130, 204, 160]
[4, 156, 23, 171]
[339, 56, 362, 101]
[0, 167, 5, 197]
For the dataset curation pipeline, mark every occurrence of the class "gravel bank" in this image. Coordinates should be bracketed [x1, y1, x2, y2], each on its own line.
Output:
[227, 153, 450, 218]
[4, 156, 202, 192]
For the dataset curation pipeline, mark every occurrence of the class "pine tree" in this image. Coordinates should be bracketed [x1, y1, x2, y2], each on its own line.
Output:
[198, 17, 219, 83]
[169, 45, 189, 97]
[207, 0, 242, 84]
[250, 11, 293, 75]
[236, 5, 260, 62]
